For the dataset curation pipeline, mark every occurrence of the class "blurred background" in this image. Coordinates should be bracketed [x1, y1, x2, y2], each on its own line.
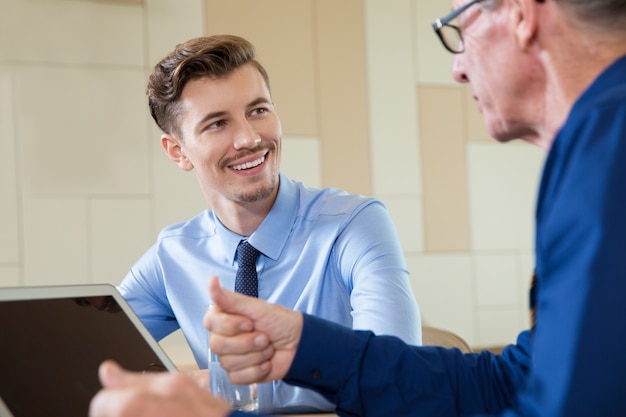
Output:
[0, 0, 544, 366]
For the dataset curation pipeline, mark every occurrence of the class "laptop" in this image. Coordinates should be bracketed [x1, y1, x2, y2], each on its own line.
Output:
[0, 284, 178, 417]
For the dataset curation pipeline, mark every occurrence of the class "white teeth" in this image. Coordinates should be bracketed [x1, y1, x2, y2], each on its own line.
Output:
[231, 155, 265, 171]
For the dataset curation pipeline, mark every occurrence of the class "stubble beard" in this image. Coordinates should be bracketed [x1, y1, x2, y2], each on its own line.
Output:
[234, 174, 277, 203]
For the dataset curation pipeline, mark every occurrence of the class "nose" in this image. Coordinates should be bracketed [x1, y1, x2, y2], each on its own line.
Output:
[233, 119, 260, 150]
[451, 53, 468, 84]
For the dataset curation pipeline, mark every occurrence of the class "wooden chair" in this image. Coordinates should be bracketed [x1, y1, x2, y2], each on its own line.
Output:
[422, 325, 472, 353]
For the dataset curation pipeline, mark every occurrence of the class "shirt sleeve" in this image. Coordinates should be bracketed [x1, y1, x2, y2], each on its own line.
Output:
[117, 244, 180, 341]
[334, 201, 422, 344]
[285, 314, 531, 417]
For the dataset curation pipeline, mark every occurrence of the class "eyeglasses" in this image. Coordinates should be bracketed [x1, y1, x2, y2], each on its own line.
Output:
[432, 0, 484, 54]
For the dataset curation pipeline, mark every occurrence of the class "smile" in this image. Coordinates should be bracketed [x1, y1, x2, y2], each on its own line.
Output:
[231, 154, 266, 171]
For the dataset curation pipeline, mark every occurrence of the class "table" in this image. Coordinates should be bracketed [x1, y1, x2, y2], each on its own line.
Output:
[253, 411, 338, 416]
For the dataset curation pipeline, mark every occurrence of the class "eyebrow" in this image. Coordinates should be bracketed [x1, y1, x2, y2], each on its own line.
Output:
[193, 97, 272, 133]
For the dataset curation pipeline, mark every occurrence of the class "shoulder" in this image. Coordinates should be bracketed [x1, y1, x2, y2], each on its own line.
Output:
[156, 209, 216, 241]
[294, 180, 384, 216]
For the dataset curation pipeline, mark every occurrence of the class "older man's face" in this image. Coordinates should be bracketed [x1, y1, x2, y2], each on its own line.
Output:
[451, 0, 544, 143]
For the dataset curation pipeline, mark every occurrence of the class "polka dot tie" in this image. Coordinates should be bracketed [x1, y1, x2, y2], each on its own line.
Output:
[234, 240, 260, 298]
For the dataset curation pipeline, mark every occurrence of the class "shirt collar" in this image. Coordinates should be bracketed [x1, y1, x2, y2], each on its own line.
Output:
[215, 172, 298, 263]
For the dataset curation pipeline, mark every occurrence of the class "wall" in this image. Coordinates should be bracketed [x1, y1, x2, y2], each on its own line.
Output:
[0, 0, 544, 366]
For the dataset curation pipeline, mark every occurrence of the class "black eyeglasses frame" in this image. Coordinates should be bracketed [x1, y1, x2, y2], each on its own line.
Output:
[431, 0, 484, 54]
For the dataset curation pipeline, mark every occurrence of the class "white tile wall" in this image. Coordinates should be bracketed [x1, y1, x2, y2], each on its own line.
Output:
[473, 253, 520, 307]
[90, 198, 153, 285]
[145, 0, 205, 65]
[22, 197, 89, 286]
[414, 0, 456, 86]
[383, 196, 425, 253]
[0, 266, 20, 287]
[407, 253, 477, 345]
[476, 308, 525, 347]
[467, 142, 545, 251]
[281, 136, 322, 189]
[365, 0, 422, 197]
[0, 72, 20, 265]
[0, 0, 144, 67]
[14, 66, 150, 196]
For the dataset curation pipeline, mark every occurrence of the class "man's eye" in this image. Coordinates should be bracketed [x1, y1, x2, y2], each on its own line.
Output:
[251, 108, 267, 116]
[208, 120, 227, 129]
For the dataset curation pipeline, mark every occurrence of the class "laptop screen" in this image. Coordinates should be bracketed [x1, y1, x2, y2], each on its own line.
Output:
[0, 284, 177, 417]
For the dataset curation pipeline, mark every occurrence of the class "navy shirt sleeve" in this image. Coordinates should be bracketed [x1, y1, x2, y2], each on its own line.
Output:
[284, 314, 531, 417]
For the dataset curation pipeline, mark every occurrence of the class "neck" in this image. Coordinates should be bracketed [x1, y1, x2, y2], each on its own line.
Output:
[533, 3, 626, 150]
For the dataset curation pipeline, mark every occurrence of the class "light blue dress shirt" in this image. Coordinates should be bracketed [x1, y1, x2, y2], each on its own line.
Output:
[119, 173, 421, 413]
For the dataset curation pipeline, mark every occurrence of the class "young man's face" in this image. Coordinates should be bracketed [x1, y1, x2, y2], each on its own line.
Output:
[170, 63, 282, 209]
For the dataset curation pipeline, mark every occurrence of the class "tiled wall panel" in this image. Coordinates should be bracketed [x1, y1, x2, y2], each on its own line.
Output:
[205, 0, 317, 137]
[22, 198, 89, 286]
[418, 86, 471, 252]
[90, 199, 153, 285]
[1, 0, 540, 361]
[0, 72, 20, 264]
[407, 254, 476, 345]
[467, 142, 545, 251]
[365, 0, 421, 197]
[14, 66, 150, 196]
[0, 0, 144, 66]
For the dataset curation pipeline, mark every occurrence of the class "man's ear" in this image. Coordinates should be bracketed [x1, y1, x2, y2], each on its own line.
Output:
[511, 0, 539, 50]
[161, 133, 194, 171]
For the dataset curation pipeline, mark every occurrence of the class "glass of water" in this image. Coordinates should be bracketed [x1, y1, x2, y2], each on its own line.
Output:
[208, 331, 258, 412]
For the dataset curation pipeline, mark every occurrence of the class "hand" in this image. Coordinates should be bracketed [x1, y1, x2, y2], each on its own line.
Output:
[89, 361, 231, 417]
[204, 276, 304, 385]
[185, 368, 209, 390]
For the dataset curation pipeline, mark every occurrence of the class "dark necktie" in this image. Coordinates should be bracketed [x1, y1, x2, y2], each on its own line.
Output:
[234, 240, 260, 297]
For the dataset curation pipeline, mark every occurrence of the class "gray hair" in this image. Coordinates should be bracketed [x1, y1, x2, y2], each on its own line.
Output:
[557, 0, 626, 31]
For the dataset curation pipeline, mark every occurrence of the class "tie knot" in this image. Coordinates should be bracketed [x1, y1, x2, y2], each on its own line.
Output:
[236, 240, 260, 266]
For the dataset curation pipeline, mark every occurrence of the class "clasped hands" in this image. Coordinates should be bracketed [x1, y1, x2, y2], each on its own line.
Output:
[204, 275, 304, 384]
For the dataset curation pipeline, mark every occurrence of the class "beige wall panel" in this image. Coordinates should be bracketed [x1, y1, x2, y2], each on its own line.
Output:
[0, 0, 144, 67]
[315, 0, 370, 195]
[0, 72, 20, 264]
[14, 66, 150, 196]
[418, 85, 470, 252]
[204, 0, 317, 136]
[22, 198, 89, 286]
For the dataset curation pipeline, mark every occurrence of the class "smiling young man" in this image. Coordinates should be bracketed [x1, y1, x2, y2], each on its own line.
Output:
[117, 35, 421, 414]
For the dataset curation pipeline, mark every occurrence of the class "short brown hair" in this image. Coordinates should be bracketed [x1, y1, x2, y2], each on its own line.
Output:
[147, 34, 271, 138]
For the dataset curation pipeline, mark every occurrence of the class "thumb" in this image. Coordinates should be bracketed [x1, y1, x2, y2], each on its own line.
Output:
[98, 360, 128, 388]
[99, 360, 154, 389]
[208, 276, 266, 318]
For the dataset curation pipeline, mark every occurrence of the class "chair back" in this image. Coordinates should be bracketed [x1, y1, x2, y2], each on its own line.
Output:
[422, 326, 472, 353]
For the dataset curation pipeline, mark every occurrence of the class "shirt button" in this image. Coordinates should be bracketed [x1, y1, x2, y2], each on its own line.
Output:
[311, 370, 322, 380]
